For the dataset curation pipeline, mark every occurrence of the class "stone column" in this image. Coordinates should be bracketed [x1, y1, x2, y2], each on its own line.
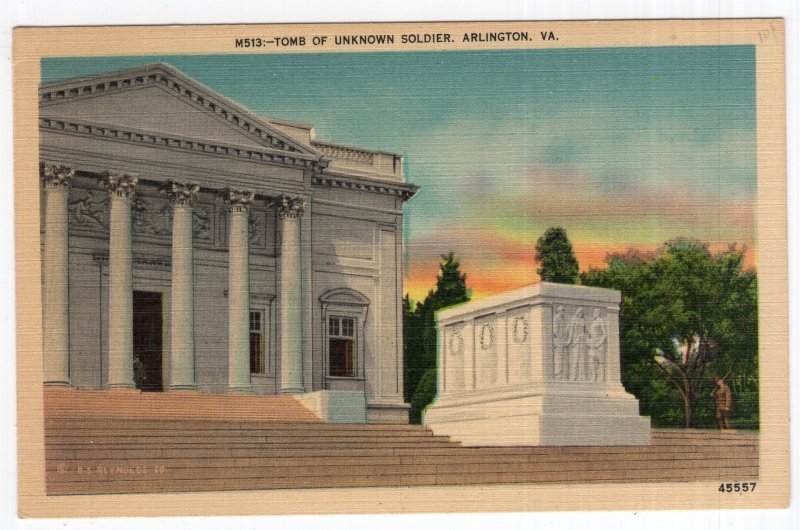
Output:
[41, 163, 74, 386]
[225, 189, 254, 393]
[278, 195, 306, 394]
[169, 182, 199, 390]
[104, 172, 138, 389]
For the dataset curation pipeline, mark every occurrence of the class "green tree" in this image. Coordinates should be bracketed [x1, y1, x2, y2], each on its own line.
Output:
[410, 368, 438, 424]
[405, 252, 470, 423]
[535, 227, 580, 284]
[582, 239, 758, 429]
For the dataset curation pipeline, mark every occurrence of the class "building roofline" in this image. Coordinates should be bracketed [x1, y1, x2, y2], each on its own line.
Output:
[40, 62, 323, 158]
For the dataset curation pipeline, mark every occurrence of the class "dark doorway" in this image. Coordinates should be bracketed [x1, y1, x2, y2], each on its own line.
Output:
[133, 291, 163, 392]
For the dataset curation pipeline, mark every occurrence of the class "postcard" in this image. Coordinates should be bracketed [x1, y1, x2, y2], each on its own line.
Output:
[13, 19, 788, 517]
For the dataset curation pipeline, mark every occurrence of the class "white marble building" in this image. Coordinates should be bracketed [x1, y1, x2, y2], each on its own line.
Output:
[39, 63, 417, 423]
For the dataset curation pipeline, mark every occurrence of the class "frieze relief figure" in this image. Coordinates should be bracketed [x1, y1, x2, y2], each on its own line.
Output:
[69, 189, 108, 229]
[132, 196, 171, 236]
[566, 307, 588, 381]
[552, 305, 568, 378]
[552, 306, 609, 382]
[587, 308, 607, 381]
[130, 195, 213, 240]
[249, 215, 263, 246]
[192, 207, 212, 241]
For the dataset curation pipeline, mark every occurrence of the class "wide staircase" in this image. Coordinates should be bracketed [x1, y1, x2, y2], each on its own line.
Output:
[44, 388, 759, 495]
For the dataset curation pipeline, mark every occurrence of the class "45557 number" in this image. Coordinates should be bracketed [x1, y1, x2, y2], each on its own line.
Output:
[719, 482, 756, 493]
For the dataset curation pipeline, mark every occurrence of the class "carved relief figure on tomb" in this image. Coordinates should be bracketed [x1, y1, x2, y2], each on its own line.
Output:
[69, 189, 107, 229]
[588, 308, 607, 381]
[566, 307, 587, 381]
[552, 305, 568, 379]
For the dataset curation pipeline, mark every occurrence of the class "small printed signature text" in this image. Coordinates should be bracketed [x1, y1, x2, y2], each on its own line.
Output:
[55, 462, 166, 476]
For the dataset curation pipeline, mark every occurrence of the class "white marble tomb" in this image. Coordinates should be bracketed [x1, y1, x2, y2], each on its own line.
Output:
[423, 282, 652, 446]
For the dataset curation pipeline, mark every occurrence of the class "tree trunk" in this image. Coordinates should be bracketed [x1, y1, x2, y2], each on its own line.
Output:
[683, 395, 692, 428]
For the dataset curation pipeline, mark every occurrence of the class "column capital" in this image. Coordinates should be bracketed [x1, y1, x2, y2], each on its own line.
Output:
[223, 188, 255, 212]
[104, 172, 139, 198]
[277, 195, 307, 219]
[40, 162, 74, 190]
[169, 181, 200, 206]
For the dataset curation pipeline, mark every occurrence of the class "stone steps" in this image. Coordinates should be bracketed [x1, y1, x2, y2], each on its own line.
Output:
[48, 458, 758, 484]
[46, 444, 759, 463]
[46, 451, 713, 467]
[45, 416, 426, 429]
[44, 387, 323, 421]
[44, 388, 759, 495]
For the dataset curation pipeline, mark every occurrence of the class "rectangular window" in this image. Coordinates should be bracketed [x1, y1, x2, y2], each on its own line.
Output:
[250, 310, 265, 374]
[328, 316, 356, 377]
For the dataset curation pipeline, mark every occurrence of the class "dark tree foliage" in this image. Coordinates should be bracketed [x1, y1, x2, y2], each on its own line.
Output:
[582, 239, 759, 429]
[410, 368, 438, 424]
[404, 252, 470, 423]
[535, 227, 580, 284]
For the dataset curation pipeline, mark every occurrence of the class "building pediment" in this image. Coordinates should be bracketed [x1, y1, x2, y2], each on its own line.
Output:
[39, 63, 319, 158]
[320, 288, 370, 307]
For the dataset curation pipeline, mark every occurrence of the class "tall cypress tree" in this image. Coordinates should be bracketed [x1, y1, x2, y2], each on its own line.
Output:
[406, 252, 470, 422]
[535, 226, 580, 284]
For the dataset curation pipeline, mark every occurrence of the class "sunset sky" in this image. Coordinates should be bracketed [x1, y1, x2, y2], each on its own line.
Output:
[43, 46, 757, 302]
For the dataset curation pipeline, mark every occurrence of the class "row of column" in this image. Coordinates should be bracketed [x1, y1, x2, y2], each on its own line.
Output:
[41, 163, 307, 393]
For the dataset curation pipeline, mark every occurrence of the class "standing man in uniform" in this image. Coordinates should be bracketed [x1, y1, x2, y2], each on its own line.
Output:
[711, 374, 733, 430]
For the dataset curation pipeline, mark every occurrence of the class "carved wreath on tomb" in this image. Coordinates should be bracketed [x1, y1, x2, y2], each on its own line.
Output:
[480, 323, 494, 350]
[512, 316, 528, 344]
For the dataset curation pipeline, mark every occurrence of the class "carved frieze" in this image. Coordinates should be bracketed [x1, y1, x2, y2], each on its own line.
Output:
[249, 214, 263, 247]
[132, 196, 171, 236]
[552, 305, 568, 379]
[552, 305, 607, 382]
[69, 188, 108, 230]
[131, 194, 213, 241]
[60, 175, 267, 250]
[191, 206, 212, 241]
[587, 308, 608, 382]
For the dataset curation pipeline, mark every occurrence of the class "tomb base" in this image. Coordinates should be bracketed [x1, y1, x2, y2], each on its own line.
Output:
[424, 384, 651, 446]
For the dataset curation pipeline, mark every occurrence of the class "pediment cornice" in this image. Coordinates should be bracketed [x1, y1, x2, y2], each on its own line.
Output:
[40, 116, 324, 171]
[39, 63, 320, 158]
[312, 172, 419, 201]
